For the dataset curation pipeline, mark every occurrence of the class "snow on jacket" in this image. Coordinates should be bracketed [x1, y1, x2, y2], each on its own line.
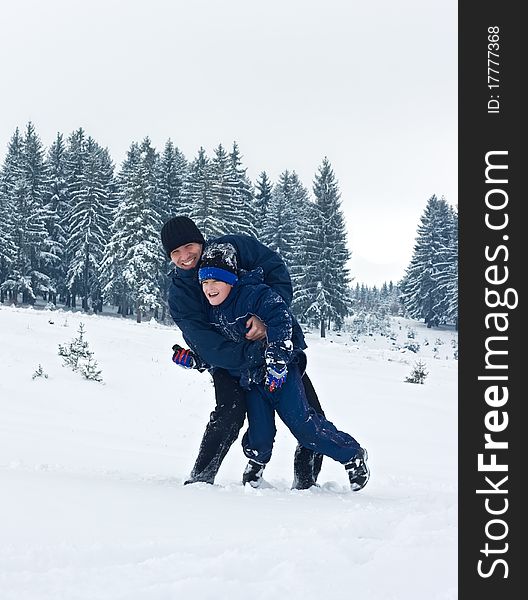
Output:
[167, 234, 307, 374]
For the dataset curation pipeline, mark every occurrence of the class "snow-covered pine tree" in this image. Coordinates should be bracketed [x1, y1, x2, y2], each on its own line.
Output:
[290, 180, 323, 321]
[64, 135, 114, 312]
[101, 142, 141, 316]
[293, 158, 351, 336]
[253, 171, 273, 239]
[0, 123, 51, 305]
[185, 147, 221, 239]
[431, 203, 458, 328]
[226, 142, 256, 237]
[43, 133, 69, 305]
[400, 195, 456, 327]
[208, 143, 233, 235]
[157, 139, 188, 225]
[263, 170, 317, 316]
[0, 129, 21, 303]
[62, 128, 87, 308]
[260, 170, 299, 263]
[102, 138, 163, 323]
[93, 146, 117, 313]
[447, 205, 458, 327]
[156, 139, 188, 317]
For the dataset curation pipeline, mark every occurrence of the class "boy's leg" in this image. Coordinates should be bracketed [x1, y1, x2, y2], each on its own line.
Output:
[273, 366, 362, 465]
[293, 372, 324, 489]
[186, 369, 246, 484]
[241, 386, 276, 465]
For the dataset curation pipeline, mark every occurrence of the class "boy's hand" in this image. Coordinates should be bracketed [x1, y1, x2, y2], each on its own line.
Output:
[265, 362, 287, 392]
[172, 344, 198, 369]
[245, 315, 267, 341]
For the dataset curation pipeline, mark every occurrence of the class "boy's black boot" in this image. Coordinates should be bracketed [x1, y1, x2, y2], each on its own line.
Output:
[242, 459, 266, 488]
[345, 448, 370, 491]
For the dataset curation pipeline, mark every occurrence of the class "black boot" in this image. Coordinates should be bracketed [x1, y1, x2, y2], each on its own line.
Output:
[345, 448, 370, 491]
[292, 444, 323, 490]
[183, 476, 214, 485]
[293, 373, 325, 490]
[242, 459, 266, 488]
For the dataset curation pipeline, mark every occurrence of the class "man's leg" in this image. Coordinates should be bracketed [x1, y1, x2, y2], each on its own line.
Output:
[292, 372, 325, 489]
[186, 369, 246, 484]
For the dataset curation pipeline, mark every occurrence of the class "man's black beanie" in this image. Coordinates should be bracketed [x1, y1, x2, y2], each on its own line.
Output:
[160, 216, 205, 258]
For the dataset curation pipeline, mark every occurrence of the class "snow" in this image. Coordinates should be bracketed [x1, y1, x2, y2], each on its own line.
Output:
[0, 305, 457, 600]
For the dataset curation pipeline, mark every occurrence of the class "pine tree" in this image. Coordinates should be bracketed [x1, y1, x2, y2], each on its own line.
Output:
[284, 171, 315, 299]
[64, 133, 114, 311]
[0, 123, 51, 304]
[254, 171, 273, 239]
[101, 138, 163, 322]
[209, 143, 233, 234]
[156, 140, 188, 315]
[260, 170, 298, 262]
[185, 147, 221, 238]
[157, 139, 188, 225]
[0, 129, 21, 302]
[400, 195, 457, 327]
[293, 158, 351, 336]
[101, 142, 141, 316]
[43, 133, 69, 304]
[227, 141, 256, 237]
[62, 128, 87, 307]
[432, 203, 458, 328]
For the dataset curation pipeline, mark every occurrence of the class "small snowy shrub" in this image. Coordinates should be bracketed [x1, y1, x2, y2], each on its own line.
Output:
[32, 364, 48, 380]
[79, 356, 103, 382]
[403, 341, 421, 353]
[405, 360, 428, 384]
[58, 323, 103, 382]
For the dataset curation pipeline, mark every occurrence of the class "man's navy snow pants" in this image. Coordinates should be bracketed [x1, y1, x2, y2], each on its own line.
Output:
[242, 364, 361, 465]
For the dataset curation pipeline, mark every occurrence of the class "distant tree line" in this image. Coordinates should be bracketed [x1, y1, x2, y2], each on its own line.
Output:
[0, 122, 350, 335]
[0, 123, 457, 333]
[351, 281, 404, 317]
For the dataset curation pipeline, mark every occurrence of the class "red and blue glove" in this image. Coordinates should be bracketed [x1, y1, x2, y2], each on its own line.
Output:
[264, 340, 292, 392]
[265, 361, 288, 392]
[172, 344, 199, 369]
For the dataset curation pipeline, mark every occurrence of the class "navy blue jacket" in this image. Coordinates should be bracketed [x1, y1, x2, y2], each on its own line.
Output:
[204, 267, 295, 386]
[167, 234, 307, 374]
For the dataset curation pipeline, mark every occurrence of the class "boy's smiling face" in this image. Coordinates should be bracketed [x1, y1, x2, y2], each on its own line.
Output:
[201, 279, 232, 306]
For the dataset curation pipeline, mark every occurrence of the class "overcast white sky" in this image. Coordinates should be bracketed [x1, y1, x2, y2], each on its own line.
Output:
[0, 0, 457, 287]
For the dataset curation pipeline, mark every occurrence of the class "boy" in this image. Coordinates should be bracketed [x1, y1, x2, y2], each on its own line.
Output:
[173, 242, 370, 491]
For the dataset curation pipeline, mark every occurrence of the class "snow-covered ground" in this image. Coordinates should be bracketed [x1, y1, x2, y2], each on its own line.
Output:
[0, 305, 457, 600]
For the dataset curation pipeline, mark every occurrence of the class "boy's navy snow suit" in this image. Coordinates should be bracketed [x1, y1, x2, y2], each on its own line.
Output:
[203, 267, 362, 466]
[168, 234, 324, 486]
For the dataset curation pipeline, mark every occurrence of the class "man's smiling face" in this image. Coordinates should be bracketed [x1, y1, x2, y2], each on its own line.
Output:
[170, 242, 203, 270]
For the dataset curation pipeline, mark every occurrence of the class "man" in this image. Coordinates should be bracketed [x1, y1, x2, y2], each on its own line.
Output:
[161, 215, 324, 489]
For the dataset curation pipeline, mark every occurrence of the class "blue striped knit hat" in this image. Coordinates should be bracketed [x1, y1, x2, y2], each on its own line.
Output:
[198, 242, 239, 286]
